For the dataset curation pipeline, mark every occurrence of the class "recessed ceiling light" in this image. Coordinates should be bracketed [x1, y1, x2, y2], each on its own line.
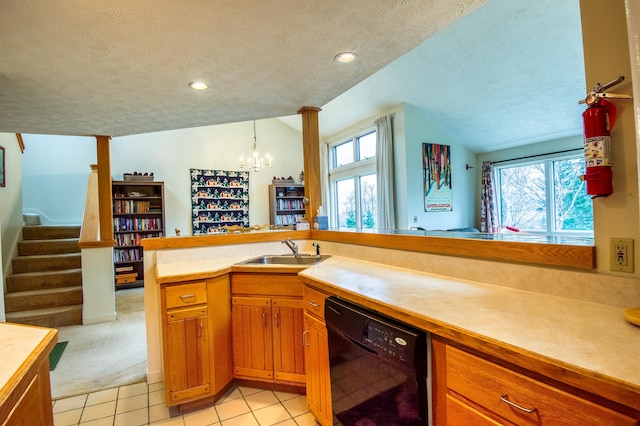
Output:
[334, 52, 358, 63]
[189, 81, 208, 90]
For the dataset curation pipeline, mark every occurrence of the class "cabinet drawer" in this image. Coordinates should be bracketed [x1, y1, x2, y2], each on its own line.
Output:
[303, 286, 330, 320]
[164, 282, 207, 309]
[446, 345, 637, 425]
[232, 273, 302, 297]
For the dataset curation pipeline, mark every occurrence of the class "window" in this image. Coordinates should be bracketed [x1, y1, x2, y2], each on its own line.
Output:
[496, 154, 593, 236]
[329, 130, 377, 228]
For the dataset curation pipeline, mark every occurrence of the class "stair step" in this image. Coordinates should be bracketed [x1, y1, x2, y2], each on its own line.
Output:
[18, 238, 80, 256]
[5, 305, 83, 328]
[12, 253, 81, 273]
[6, 269, 83, 293]
[23, 225, 81, 240]
[4, 286, 83, 313]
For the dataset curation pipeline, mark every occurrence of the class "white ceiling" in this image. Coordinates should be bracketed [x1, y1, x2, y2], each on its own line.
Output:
[0, 0, 586, 153]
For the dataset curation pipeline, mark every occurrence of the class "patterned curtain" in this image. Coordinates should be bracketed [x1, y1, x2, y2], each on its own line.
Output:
[480, 161, 499, 233]
[375, 114, 396, 229]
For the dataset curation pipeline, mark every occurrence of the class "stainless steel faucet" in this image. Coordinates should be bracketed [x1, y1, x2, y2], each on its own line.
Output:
[282, 238, 298, 256]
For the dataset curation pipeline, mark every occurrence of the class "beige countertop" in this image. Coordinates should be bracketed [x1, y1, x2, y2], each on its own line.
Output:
[154, 254, 640, 400]
[299, 256, 640, 396]
[0, 322, 57, 402]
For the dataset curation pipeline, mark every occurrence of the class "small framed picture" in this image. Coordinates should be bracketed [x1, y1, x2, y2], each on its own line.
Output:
[0, 146, 5, 187]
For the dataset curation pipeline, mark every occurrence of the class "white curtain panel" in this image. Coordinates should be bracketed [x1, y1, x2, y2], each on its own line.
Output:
[375, 114, 396, 229]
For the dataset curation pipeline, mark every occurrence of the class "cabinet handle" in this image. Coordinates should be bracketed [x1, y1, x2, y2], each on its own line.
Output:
[275, 312, 279, 327]
[308, 301, 320, 308]
[262, 312, 267, 326]
[179, 294, 196, 301]
[302, 330, 309, 347]
[500, 394, 537, 413]
[199, 321, 204, 337]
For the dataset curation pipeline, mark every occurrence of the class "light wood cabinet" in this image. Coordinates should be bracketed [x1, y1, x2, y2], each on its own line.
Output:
[302, 285, 333, 426]
[160, 276, 233, 407]
[433, 338, 638, 425]
[231, 273, 305, 387]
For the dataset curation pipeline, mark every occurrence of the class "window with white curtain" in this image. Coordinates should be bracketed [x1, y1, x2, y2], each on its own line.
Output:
[328, 130, 377, 228]
[495, 153, 593, 236]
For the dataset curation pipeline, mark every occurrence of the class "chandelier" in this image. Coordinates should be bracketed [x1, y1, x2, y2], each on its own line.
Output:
[240, 120, 273, 172]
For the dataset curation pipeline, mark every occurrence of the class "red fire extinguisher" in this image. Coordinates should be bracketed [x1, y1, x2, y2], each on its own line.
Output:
[579, 76, 631, 198]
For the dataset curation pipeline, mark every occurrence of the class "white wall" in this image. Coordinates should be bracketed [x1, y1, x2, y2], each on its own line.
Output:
[20, 119, 304, 234]
[0, 133, 25, 321]
[403, 104, 477, 230]
[320, 103, 476, 231]
[111, 119, 304, 236]
[22, 134, 95, 225]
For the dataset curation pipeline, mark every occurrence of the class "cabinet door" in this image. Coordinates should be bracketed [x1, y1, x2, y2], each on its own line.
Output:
[272, 298, 305, 384]
[232, 296, 274, 380]
[165, 306, 211, 405]
[303, 313, 333, 426]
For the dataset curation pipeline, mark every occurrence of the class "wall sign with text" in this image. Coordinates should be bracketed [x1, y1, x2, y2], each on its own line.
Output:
[423, 143, 452, 212]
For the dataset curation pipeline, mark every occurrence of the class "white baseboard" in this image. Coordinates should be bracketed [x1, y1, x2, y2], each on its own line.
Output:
[83, 313, 117, 324]
[146, 371, 163, 385]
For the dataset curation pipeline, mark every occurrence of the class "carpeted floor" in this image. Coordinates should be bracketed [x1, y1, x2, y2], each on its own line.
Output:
[49, 287, 147, 400]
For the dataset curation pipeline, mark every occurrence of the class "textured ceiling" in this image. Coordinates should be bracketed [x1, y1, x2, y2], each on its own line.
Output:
[281, 0, 588, 152]
[0, 0, 485, 137]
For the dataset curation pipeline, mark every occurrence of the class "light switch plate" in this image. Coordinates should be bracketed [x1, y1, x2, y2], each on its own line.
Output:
[610, 238, 634, 273]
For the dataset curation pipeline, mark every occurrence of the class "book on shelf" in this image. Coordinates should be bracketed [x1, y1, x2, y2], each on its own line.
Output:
[115, 265, 134, 273]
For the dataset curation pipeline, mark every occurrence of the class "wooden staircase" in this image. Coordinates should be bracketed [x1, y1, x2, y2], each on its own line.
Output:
[4, 225, 83, 327]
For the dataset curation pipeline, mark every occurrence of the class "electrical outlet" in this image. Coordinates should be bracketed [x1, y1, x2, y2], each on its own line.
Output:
[413, 216, 418, 223]
[610, 238, 634, 272]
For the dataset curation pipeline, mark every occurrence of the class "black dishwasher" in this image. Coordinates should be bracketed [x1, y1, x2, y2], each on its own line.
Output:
[325, 296, 429, 425]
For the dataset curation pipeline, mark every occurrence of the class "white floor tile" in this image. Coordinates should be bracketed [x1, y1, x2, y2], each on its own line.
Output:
[150, 416, 186, 426]
[238, 386, 262, 397]
[220, 412, 259, 426]
[53, 408, 83, 426]
[216, 398, 251, 421]
[86, 388, 119, 406]
[149, 389, 166, 406]
[80, 400, 117, 423]
[244, 390, 280, 411]
[293, 412, 319, 426]
[282, 396, 309, 417]
[216, 387, 242, 404]
[114, 406, 149, 426]
[273, 391, 299, 402]
[116, 392, 149, 414]
[79, 416, 115, 426]
[274, 419, 297, 426]
[149, 381, 165, 392]
[149, 402, 172, 423]
[118, 381, 148, 398]
[252, 403, 292, 426]
[53, 394, 88, 413]
[183, 405, 219, 426]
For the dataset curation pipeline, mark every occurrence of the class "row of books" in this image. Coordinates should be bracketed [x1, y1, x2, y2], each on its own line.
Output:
[275, 214, 306, 225]
[276, 199, 304, 210]
[114, 248, 142, 262]
[114, 200, 159, 214]
[114, 217, 163, 231]
[115, 232, 163, 246]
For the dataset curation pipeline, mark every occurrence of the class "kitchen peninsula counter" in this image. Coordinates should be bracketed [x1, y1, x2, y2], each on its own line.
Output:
[298, 256, 640, 410]
[152, 252, 640, 410]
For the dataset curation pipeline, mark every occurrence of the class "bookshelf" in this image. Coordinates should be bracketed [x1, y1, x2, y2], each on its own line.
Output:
[112, 180, 165, 289]
[268, 183, 305, 226]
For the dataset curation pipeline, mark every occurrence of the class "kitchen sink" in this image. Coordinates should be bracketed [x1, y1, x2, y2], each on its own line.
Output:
[237, 254, 330, 265]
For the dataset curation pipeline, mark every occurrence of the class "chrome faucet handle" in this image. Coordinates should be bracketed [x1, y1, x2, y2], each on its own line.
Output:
[312, 242, 320, 256]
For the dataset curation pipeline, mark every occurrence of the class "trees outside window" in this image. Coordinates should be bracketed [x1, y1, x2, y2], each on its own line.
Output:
[497, 155, 593, 236]
[330, 131, 377, 229]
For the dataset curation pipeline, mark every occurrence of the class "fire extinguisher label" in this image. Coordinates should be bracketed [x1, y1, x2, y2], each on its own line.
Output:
[584, 136, 612, 167]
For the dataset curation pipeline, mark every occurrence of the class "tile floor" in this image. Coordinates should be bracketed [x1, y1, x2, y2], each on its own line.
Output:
[52, 381, 319, 426]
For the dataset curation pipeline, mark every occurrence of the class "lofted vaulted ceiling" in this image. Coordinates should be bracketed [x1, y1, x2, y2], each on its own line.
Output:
[1, 0, 587, 153]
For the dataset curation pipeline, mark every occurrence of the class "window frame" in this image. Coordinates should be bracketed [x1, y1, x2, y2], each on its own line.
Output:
[494, 151, 593, 237]
[328, 129, 377, 228]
